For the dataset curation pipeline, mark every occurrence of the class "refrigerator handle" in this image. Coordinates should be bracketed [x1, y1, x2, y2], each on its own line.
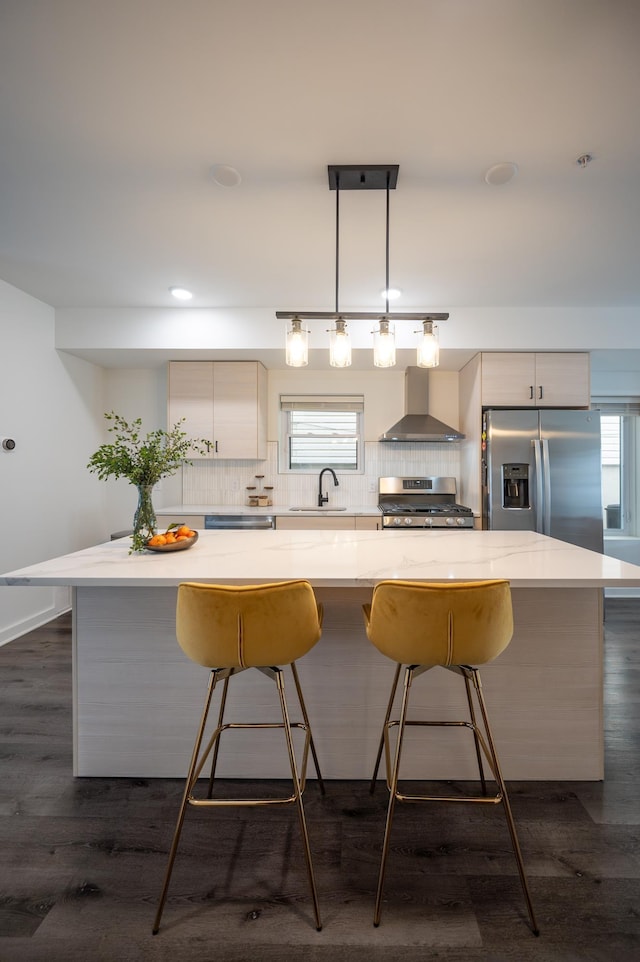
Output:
[533, 439, 544, 534]
[541, 438, 552, 536]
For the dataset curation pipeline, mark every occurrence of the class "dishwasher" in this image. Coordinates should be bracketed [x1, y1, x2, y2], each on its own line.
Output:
[204, 514, 275, 531]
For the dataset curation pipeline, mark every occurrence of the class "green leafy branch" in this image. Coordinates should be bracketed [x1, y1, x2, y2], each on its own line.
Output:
[87, 412, 208, 485]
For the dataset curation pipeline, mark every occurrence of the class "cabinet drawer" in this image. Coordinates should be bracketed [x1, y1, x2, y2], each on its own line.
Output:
[275, 516, 356, 530]
[355, 516, 381, 530]
[156, 515, 204, 529]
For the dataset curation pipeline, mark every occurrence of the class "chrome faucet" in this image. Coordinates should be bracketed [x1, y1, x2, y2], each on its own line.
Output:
[318, 467, 339, 507]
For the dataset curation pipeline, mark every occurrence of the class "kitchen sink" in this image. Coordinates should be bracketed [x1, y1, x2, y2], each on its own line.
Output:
[289, 506, 347, 512]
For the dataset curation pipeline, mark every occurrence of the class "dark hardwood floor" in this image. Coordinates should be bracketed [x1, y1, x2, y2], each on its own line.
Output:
[0, 601, 639, 961]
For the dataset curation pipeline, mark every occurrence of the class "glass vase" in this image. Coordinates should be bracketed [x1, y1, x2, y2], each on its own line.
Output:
[132, 483, 157, 551]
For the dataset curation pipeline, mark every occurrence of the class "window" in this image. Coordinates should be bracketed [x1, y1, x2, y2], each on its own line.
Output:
[601, 416, 622, 530]
[279, 395, 364, 473]
[595, 402, 640, 535]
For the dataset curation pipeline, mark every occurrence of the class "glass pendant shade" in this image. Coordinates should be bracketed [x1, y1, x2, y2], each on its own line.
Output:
[285, 317, 309, 367]
[373, 319, 396, 367]
[329, 318, 352, 367]
[417, 320, 440, 368]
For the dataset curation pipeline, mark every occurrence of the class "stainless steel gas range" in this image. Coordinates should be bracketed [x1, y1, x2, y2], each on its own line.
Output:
[378, 476, 474, 529]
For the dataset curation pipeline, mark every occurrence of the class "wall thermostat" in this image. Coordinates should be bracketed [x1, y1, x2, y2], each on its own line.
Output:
[1, 438, 16, 451]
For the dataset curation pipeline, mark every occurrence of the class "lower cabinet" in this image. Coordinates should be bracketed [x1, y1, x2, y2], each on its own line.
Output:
[354, 516, 381, 530]
[156, 515, 204, 529]
[275, 515, 380, 530]
[155, 514, 382, 531]
[276, 516, 356, 530]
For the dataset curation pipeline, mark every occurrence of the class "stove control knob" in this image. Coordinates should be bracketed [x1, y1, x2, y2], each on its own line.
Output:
[446, 517, 456, 526]
[404, 517, 412, 525]
[456, 517, 467, 526]
[393, 517, 402, 526]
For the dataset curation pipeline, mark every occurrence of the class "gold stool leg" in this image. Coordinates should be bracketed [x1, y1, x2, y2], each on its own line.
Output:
[207, 673, 230, 798]
[370, 662, 402, 794]
[153, 669, 219, 935]
[374, 665, 413, 926]
[274, 668, 322, 931]
[290, 661, 325, 794]
[470, 668, 539, 936]
[463, 672, 488, 795]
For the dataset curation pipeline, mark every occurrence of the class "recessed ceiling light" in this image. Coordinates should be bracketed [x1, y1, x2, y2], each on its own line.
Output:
[210, 164, 242, 188]
[381, 288, 402, 300]
[169, 287, 193, 301]
[484, 162, 518, 186]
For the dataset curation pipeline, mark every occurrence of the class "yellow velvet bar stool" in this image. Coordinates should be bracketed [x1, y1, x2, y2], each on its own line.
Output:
[153, 579, 325, 935]
[363, 579, 538, 935]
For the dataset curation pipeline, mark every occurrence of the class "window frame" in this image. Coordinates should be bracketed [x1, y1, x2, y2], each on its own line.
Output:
[594, 401, 640, 537]
[278, 394, 365, 475]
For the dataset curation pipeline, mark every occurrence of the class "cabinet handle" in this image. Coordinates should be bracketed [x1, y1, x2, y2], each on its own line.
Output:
[215, 440, 219, 454]
[539, 385, 543, 400]
[529, 385, 534, 399]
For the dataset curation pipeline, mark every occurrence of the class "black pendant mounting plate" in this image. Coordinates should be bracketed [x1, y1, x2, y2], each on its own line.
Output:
[328, 164, 399, 190]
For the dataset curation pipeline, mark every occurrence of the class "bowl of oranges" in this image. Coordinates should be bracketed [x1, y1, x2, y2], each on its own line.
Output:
[146, 524, 199, 553]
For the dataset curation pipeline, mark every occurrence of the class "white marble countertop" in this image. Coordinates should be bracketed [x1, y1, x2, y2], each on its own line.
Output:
[155, 503, 381, 517]
[3, 529, 640, 590]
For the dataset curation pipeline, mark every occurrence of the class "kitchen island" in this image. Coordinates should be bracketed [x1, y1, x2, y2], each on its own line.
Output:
[3, 528, 640, 781]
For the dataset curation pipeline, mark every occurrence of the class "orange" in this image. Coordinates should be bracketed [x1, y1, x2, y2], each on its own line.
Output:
[177, 525, 191, 537]
[148, 534, 167, 546]
[164, 533, 177, 544]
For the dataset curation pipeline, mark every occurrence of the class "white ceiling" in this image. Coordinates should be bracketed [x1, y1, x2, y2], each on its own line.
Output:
[1, 0, 639, 333]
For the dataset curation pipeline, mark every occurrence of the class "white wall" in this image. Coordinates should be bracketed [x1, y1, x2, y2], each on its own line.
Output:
[267, 367, 459, 442]
[268, 368, 405, 441]
[99, 365, 183, 537]
[98, 365, 463, 511]
[0, 281, 106, 645]
[55, 306, 640, 356]
[0, 304, 190, 645]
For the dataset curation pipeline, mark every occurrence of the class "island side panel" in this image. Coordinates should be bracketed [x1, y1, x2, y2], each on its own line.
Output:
[309, 586, 603, 781]
[73, 584, 603, 780]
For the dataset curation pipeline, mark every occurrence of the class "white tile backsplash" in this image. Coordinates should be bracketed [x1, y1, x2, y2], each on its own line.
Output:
[182, 442, 462, 507]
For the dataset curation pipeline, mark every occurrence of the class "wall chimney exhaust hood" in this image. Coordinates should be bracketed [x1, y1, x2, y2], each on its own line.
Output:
[379, 367, 465, 442]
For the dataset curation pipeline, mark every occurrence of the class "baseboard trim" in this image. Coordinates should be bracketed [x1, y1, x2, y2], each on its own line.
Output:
[0, 605, 71, 648]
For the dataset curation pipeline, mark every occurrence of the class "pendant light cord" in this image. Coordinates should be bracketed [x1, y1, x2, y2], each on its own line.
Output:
[385, 171, 390, 315]
[335, 172, 340, 314]
[336, 167, 391, 317]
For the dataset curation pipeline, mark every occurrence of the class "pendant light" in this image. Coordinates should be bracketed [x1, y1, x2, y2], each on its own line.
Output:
[277, 165, 448, 367]
[329, 318, 351, 367]
[285, 316, 309, 367]
[417, 319, 440, 368]
[373, 318, 396, 367]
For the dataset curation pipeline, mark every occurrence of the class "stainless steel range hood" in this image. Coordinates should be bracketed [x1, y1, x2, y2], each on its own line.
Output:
[379, 367, 465, 442]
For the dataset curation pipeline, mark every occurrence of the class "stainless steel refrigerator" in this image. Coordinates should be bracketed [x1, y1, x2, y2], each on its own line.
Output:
[482, 408, 603, 553]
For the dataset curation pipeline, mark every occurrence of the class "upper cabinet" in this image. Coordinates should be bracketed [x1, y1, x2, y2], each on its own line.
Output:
[480, 353, 590, 408]
[168, 361, 267, 459]
[458, 352, 592, 518]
